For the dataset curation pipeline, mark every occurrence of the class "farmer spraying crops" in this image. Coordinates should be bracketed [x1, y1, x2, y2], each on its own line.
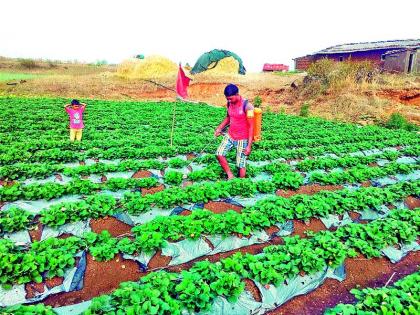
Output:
[64, 99, 86, 142]
[215, 84, 255, 179]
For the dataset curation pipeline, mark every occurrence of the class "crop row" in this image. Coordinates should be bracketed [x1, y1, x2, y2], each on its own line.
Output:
[0, 177, 158, 202]
[1, 126, 414, 157]
[309, 161, 420, 185]
[2, 207, 417, 314]
[296, 146, 419, 171]
[1, 133, 417, 167]
[325, 270, 419, 314]
[1, 173, 418, 236]
[251, 137, 419, 161]
[2, 143, 417, 183]
[1, 181, 418, 286]
[0, 159, 168, 181]
[0, 124, 406, 153]
[8, 153, 411, 211]
[77, 209, 420, 315]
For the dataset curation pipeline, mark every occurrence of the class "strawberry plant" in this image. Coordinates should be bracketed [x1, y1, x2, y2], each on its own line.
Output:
[0, 304, 57, 314]
[164, 170, 183, 185]
[0, 207, 34, 234]
[168, 157, 189, 168]
[82, 231, 119, 261]
[326, 270, 420, 314]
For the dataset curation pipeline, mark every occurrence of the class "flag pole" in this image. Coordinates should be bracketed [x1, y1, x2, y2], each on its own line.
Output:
[171, 63, 192, 147]
[170, 63, 181, 147]
[170, 97, 177, 147]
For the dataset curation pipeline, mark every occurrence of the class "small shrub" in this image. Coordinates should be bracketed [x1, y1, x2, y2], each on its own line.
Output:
[300, 103, 310, 117]
[253, 96, 262, 108]
[384, 113, 418, 131]
[307, 58, 336, 84]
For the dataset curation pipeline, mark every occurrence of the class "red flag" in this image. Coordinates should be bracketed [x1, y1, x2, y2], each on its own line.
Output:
[176, 64, 191, 99]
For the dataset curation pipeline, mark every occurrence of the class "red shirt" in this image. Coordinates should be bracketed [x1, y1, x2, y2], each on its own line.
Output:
[227, 98, 253, 140]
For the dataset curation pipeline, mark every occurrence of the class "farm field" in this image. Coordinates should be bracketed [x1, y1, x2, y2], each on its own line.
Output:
[0, 96, 419, 315]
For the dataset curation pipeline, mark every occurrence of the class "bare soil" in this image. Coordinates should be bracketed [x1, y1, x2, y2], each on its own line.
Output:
[276, 184, 343, 198]
[132, 170, 152, 178]
[204, 201, 243, 214]
[182, 180, 194, 187]
[28, 221, 43, 242]
[43, 254, 143, 307]
[141, 184, 165, 195]
[244, 278, 262, 302]
[90, 216, 132, 237]
[178, 209, 192, 216]
[45, 277, 64, 290]
[405, 196, 420, 210]
[361, 181, 371, 187]
[378, 89, 420, 106]
[267, 251, 420, 315]
[1, 56, 419, 123]
[348, 211, 361, 221]
[264, 225, 281, 237]
[186, 153, 196, 160]
[148, 250, 172, 269]
[25, 282, 45, 299]
[292, 218, 326, 238]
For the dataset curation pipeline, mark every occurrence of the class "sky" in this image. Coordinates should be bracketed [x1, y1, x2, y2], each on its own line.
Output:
[0, 0, 419, 72]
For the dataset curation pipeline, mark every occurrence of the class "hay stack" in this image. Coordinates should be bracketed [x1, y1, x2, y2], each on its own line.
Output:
[117, 55, 178, 79]
[203, 56, 239, 75]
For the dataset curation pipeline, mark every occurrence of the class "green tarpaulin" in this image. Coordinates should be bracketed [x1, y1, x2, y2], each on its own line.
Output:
[191, 49, 246, 75]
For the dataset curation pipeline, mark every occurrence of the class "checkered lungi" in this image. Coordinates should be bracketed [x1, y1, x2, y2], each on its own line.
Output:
[216, 134, 248, 168]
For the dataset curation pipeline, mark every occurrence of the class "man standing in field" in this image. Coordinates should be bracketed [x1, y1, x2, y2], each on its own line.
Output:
[214, 84, 254, 179]
[64, 99, 86, 142]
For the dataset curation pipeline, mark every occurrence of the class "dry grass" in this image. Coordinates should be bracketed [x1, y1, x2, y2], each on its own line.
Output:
[0, 56, 115, 75]
[117, 56, 178, 80]
[0, 73, 165, 100]
[311, 93, 389, 123]
[370, 73, 420, 89]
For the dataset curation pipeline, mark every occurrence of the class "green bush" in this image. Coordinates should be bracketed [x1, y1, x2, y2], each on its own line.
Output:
[253, 96, 262, 108]
[300, 103, 310, 117]
[384, 113, 418, 131]
[307, 59, 336, 83]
